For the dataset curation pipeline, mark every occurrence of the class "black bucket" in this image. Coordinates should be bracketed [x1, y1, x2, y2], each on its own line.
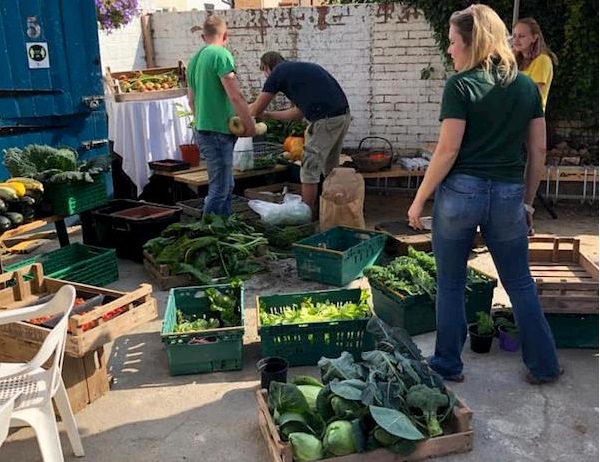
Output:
[257, 356, 289, 389]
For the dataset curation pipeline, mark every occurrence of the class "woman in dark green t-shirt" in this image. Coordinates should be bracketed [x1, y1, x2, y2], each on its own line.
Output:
[407, 4, 561, 385]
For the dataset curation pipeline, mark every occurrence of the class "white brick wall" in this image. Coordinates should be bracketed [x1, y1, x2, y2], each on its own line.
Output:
[101, 4, 448, 149]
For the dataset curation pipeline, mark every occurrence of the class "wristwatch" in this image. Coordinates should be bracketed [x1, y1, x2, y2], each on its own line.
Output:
[523, 204, 535, 214]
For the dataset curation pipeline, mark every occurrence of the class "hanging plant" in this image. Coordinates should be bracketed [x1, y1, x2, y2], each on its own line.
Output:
[95, 0, 139, 33]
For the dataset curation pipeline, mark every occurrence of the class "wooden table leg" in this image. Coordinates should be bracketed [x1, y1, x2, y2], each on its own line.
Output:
[54, 219, 70, 247]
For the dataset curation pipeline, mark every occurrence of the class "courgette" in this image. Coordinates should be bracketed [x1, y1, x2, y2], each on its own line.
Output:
[3, 212, 24, 226]
[0, 199, 6, 213]
[0, 215, 12, 231]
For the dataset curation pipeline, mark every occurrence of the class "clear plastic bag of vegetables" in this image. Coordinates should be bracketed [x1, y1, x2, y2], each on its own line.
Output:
[248, 193, 311, 226]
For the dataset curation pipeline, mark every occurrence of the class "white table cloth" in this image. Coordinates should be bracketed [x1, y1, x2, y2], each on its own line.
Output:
[106, 95, 193, 196]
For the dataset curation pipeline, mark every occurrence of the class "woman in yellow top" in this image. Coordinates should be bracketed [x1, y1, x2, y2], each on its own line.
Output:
[512, 18, 558, 112]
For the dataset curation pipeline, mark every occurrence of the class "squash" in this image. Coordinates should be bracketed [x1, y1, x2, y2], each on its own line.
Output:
[283, 135, 303, 153]
[287, 137, 305, 161]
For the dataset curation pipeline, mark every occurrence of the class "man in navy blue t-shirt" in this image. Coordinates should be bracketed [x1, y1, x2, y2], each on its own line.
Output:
[249, 52, 351, 216]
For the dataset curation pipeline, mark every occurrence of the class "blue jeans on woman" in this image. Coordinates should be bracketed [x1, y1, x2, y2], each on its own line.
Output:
[429, 173, 560, 381]
[196, 131, 236, 216]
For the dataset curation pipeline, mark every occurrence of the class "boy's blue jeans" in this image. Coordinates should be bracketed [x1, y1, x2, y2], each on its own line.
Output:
[196, 131, 236, 216]
[429, 173, 560, 380]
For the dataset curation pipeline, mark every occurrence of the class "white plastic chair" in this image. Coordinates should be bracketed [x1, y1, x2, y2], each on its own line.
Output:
[0, 285, 85, 461]
[0, 393, 20, 448]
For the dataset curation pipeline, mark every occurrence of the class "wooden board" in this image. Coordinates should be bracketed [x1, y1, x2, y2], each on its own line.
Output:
[0, 340, 109, 414]
[143, 251, 193, 291]
[256, 389, 473, 462]
[174, 164, 288, 187]
[113, 88, 187, 102]
[0, 264, 158, 357]
[528, 236, 599, 314]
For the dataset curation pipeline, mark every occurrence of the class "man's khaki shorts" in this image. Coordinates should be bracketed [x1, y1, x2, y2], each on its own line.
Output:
[300, 111, 351, 184]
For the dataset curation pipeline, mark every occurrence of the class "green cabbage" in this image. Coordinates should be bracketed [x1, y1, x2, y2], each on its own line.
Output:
[288, 432, 323, 461]
[323, 420, 357, 456]
[297, 385, 322, 411]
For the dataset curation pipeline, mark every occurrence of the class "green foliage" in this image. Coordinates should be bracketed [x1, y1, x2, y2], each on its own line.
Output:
[475, 311, 494, 336]
[258, 289, 371, 326]
[327, 0, 598, 123]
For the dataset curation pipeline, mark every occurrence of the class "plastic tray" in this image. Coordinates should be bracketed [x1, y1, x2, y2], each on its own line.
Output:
[45, 174, 108, 217]
[4, 243, 118, 287]
[148, 159, 190, 172]
[292, 227, 387, 286]
[160, 283, 245, 376]
[257, 288, 373, 366]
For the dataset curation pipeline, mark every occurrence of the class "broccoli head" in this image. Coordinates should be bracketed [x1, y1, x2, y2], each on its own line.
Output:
[406, 384, 449, 437]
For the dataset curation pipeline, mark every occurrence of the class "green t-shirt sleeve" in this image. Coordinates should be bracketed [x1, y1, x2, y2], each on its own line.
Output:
[214, 49, 236, 78]
[531, 82, 545, 119]
[439, 76, 467, 121]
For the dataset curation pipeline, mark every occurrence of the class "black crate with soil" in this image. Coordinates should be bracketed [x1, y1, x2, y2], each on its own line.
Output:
[81, 200, 181, 262]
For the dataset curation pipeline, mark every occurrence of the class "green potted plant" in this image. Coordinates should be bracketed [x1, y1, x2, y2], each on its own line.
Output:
[468, 311, 494, 354]
[175, 102, 200, 167]
[495, 317, 520, 352]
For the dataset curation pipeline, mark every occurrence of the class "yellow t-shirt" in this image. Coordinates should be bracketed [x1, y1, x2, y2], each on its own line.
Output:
[522, 54, 553, 112]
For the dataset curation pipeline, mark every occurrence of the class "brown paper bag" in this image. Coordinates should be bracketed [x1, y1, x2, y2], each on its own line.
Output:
[319, 167, 365, 232]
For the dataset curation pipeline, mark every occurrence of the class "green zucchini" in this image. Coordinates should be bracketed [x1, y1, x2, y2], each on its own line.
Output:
[0, 199, 6, 213]
[3, 212, 24, 226]
[0, 215, 12, 231]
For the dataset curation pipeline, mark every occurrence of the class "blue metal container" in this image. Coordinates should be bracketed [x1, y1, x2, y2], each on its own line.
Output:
[0, 0, 109, 180]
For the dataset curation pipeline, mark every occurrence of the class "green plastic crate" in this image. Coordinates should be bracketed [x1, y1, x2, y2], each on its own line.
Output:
[293, 227, 387, 286]
[4, 243, 118, 287]
[45, 174, 108, 216]
[161, 283, 244, 376]
[257, 288, 374, 366]
[465, 271, 498, 323]
[546, 313, 598, 348]
[371, 267, 497, 336]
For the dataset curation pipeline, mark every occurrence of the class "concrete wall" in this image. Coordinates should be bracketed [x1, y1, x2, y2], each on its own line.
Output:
[148, 4, 447, 148]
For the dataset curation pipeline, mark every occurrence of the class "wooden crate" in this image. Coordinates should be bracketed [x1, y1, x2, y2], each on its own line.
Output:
[529, 236, 598, 348]
[0, 264, 158, 358]
[529, 236, 599, 313]
[256, 389, 473, 462]
[0, 338, 110, 414]
[374, 221, 485, 256]
[143, 250, 193, 291]
[105, 61, 187, 102]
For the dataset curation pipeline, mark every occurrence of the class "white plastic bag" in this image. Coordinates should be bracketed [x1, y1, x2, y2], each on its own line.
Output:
[248, 194, 312, 226]
[233, 137, 254, 171]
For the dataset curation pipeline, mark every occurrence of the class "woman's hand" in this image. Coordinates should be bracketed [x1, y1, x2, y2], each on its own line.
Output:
[407, 199, 426, 230]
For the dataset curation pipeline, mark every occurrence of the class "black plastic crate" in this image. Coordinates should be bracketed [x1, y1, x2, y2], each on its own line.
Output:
[81, 199, 182, 262]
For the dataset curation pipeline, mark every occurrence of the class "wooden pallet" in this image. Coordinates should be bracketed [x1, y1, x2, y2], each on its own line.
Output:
[256, 389, 473, 462]
[0, 264, 158, 357]
[143, 250, 192, 291]
[0, 340, 110, 414]
[529, 236, 599, 313]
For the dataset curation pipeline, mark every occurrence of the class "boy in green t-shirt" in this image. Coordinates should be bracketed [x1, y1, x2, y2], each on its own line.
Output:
[186, 15, 255, 216]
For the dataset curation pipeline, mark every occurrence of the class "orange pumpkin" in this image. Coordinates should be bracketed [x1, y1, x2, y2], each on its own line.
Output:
[283, 135, 304, 153]
[288, 137, 305, 160]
